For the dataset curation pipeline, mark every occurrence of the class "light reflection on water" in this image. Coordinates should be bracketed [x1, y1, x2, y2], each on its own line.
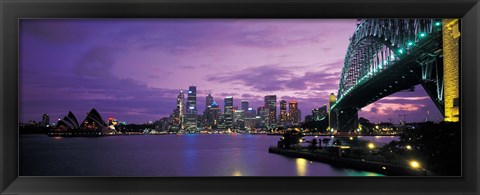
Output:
[20, 134, 394, 176]
[296, 158, 308, 176]
[232, 170, 243, 176]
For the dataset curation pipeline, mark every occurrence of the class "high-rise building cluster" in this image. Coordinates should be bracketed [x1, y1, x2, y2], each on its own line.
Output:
[163, 86, 309, 132]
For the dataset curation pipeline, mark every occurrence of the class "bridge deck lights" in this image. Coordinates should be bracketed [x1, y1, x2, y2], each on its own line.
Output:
[435, 21, 441, 26]
[407, 42, 414, 46]
[419, 33, 426, 37]
[398, 48, 404, 54]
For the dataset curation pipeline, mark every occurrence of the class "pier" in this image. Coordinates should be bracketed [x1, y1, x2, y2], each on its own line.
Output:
[268, 146, 428, 176]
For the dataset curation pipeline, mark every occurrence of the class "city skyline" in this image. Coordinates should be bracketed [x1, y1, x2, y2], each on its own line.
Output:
[20, 19, 443, 124]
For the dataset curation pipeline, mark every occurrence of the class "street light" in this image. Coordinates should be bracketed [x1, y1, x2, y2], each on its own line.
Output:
[406, 145, 412, 150]
[368, 143, 375, 149]
[409, 160, 420, 169]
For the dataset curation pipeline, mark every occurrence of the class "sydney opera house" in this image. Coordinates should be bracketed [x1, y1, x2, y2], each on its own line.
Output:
[49, 108, 112, 136]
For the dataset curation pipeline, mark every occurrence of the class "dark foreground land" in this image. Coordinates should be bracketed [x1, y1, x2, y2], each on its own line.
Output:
[270, 122, 460, 176]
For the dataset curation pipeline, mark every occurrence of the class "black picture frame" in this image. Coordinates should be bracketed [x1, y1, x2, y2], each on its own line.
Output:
[1, 0, 479, 194]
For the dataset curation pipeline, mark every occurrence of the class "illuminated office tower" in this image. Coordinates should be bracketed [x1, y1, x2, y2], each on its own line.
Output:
[257, 106, 268, 128]
[224, 96, 234, 130]
[234, 110, 245, 130]
[264, 95, 277, 129]
[279, 100, 287, 124]
[204, 93, 214, 128]
[186, 86, 197, 130]
[218, 113, 225, 129]
[288, 100, 301, 124]
[206, 93, 214, 109]
[176, 91, 185, 129]
[244, 107, 256, 130]
[210, 101, 220, 129]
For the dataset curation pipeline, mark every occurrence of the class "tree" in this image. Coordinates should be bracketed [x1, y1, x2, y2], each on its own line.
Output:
[310, 138, 317, 151]
[279, 130, 303, 149]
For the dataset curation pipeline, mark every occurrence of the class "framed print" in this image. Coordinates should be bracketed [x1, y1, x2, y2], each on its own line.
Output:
[1, 0, 479, 194]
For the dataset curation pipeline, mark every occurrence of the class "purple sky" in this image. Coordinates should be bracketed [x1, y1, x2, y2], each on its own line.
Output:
[19, 19, 443, 124]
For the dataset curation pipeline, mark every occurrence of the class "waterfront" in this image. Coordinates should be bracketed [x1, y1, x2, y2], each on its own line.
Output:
[20, 134, 398, 176]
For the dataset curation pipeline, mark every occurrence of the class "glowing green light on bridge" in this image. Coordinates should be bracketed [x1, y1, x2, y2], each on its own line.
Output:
[435, 21, 441, 26]
[419, 33, 426, 37]
[398, 48, 404, 54]
[407, 41, 413, 46]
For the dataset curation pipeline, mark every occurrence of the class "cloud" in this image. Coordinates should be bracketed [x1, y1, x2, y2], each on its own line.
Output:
[74, 46, 119, 78]
[207, 64, 291, 91]
[236, 24, 326, 48]
[20, 43, 182, 123]
[207, 64, 341, 93]
[358, 85, 444, 123]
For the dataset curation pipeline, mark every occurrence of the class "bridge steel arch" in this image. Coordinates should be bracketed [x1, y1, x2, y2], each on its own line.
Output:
[330, 19, 447, 132]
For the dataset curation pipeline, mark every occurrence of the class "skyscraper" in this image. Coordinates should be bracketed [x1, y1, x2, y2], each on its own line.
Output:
[233, 110, 245, 131]
[177, 90, 185, 129]
[241, 100, 249, 112]
[210, 101, 220, 129]
[257, 106, 268, 128]
[224, 96, 234, 130]
[264, 95, 277, 129]
[206, 93, 214, 109]
[245, 107, 256, 130]
[279, 100, 287, 124]
[288, 100, 301, 124]
[204, 93, 214, 128]
[186, 86, 197, 130]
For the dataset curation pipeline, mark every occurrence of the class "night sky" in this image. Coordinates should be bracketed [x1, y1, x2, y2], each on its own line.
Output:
[19, 19, 443, 124]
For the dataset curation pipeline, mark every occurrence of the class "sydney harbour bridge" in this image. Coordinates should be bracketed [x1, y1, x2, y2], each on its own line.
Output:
[329, 19, 460, 132]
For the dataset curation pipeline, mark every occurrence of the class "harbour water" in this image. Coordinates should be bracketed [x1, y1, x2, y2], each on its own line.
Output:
[20, 134, 398, 176]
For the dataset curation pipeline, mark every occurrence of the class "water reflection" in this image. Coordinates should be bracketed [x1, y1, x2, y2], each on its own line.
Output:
[296, 158, 307, 176]
[232, 170, 243, 176]
[21, 134, 392, 176]
[344, 169, 383, 176]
